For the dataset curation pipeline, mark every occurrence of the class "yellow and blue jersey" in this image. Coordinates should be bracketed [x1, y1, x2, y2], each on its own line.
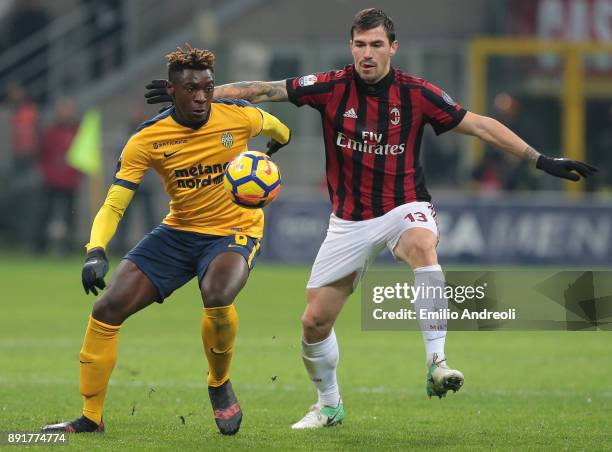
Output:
[115, 101, 268, 238]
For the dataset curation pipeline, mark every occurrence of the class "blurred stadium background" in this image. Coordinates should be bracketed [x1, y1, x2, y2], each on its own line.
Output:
[0, 0, 611, 265]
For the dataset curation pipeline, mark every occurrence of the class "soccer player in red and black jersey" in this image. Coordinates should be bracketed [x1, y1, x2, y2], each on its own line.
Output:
[145, 9, 597, 429]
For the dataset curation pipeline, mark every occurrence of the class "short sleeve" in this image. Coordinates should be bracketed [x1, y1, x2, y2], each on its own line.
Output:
[420, 81, 466, 135]
[113, 134, 151, 190]
[286, 72, 336, 108]
[242, 106, 264, 138]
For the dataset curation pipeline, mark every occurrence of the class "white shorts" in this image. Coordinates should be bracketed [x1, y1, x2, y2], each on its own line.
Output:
[307, 202, 439, 289]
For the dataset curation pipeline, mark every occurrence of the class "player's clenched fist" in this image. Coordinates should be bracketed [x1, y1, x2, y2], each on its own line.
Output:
[82, 248, 109, 296]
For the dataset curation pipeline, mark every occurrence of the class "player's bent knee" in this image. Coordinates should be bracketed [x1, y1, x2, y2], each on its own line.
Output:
[201, 277, 241, 307]
[91, 287, 147, 325]
[397, 233, 437, 267]
[203, 289, 235, 308]
[90, 259, 159, 325]
[408, 241, 435, 259]
[201, 253, 249, 308]
[91, 293, 134, 325]
[301, 312, 333, 341]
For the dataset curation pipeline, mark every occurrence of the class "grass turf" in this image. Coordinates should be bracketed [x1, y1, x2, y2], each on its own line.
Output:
[0, 255, 610, 450]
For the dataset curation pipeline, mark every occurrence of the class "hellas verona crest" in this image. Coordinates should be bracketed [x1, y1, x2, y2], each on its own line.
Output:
[221, 131, 234, 149]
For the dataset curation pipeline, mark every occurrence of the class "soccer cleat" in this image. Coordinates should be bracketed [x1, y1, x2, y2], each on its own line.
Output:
[41, 416, 104, 433]
[208, 380, 242, 435]
[426, 354, 464, 399]
[291, 401, 345, 429]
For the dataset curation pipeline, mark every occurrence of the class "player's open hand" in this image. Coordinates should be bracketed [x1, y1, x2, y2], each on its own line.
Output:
[536, 155, 598, 181]
[82, 248, 109, 296]
[145, 79, 172, 105]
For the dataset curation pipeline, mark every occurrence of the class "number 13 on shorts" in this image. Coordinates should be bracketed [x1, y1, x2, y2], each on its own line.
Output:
[405, 212, 428, 222]
[399, 202, 439, 238]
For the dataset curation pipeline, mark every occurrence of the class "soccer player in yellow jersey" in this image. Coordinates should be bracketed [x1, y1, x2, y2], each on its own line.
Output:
[42, 47, 291, 436]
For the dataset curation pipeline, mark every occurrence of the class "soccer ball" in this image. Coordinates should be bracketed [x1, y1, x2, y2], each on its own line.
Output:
[223, 151, 282, 208]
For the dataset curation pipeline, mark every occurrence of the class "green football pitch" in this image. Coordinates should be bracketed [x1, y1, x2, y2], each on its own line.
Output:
[1, 256, 610, 451]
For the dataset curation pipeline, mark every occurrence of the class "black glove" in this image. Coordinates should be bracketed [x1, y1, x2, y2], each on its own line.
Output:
[536, 155, 598, 181]
[82, 248, 109, 296]
[266, 131, 291, 157]
[144, 79, 172, 105]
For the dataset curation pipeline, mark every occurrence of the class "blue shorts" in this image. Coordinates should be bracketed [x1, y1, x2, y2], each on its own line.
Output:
[124, 224, 261, 302]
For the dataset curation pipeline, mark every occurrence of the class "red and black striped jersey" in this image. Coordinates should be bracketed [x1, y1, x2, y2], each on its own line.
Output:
[286, 64, 466, 221]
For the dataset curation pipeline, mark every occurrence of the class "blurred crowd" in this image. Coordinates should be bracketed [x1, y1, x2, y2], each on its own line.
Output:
[2, 81, 80, 254]
[1, 81, 157, 255]
[0, 1, 155, 255]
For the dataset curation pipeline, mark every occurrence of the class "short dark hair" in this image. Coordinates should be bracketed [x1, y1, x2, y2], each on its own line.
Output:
[350, 8, 396, 43]
[166, 45, 215, 82]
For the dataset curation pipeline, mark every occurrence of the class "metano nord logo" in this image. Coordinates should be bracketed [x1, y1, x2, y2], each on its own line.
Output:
[221, 132, 234, 149]
[174, 162, 229, 189]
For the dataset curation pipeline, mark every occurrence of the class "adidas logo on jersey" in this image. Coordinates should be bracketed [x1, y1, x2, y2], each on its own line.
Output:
[343, 108, 358, 119]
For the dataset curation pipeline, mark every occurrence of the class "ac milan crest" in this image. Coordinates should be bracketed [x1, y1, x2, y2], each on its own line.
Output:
[390, 106, 400, 126]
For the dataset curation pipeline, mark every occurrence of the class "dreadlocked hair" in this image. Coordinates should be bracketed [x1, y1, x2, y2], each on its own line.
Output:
[166, 45, 215, 81]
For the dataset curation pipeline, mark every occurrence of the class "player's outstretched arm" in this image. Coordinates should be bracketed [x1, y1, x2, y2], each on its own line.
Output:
[82, 185, 135, 295]
[144, 79, 289, 105]
[453, 111, 598, 181]
[214, 80, 289, 103]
